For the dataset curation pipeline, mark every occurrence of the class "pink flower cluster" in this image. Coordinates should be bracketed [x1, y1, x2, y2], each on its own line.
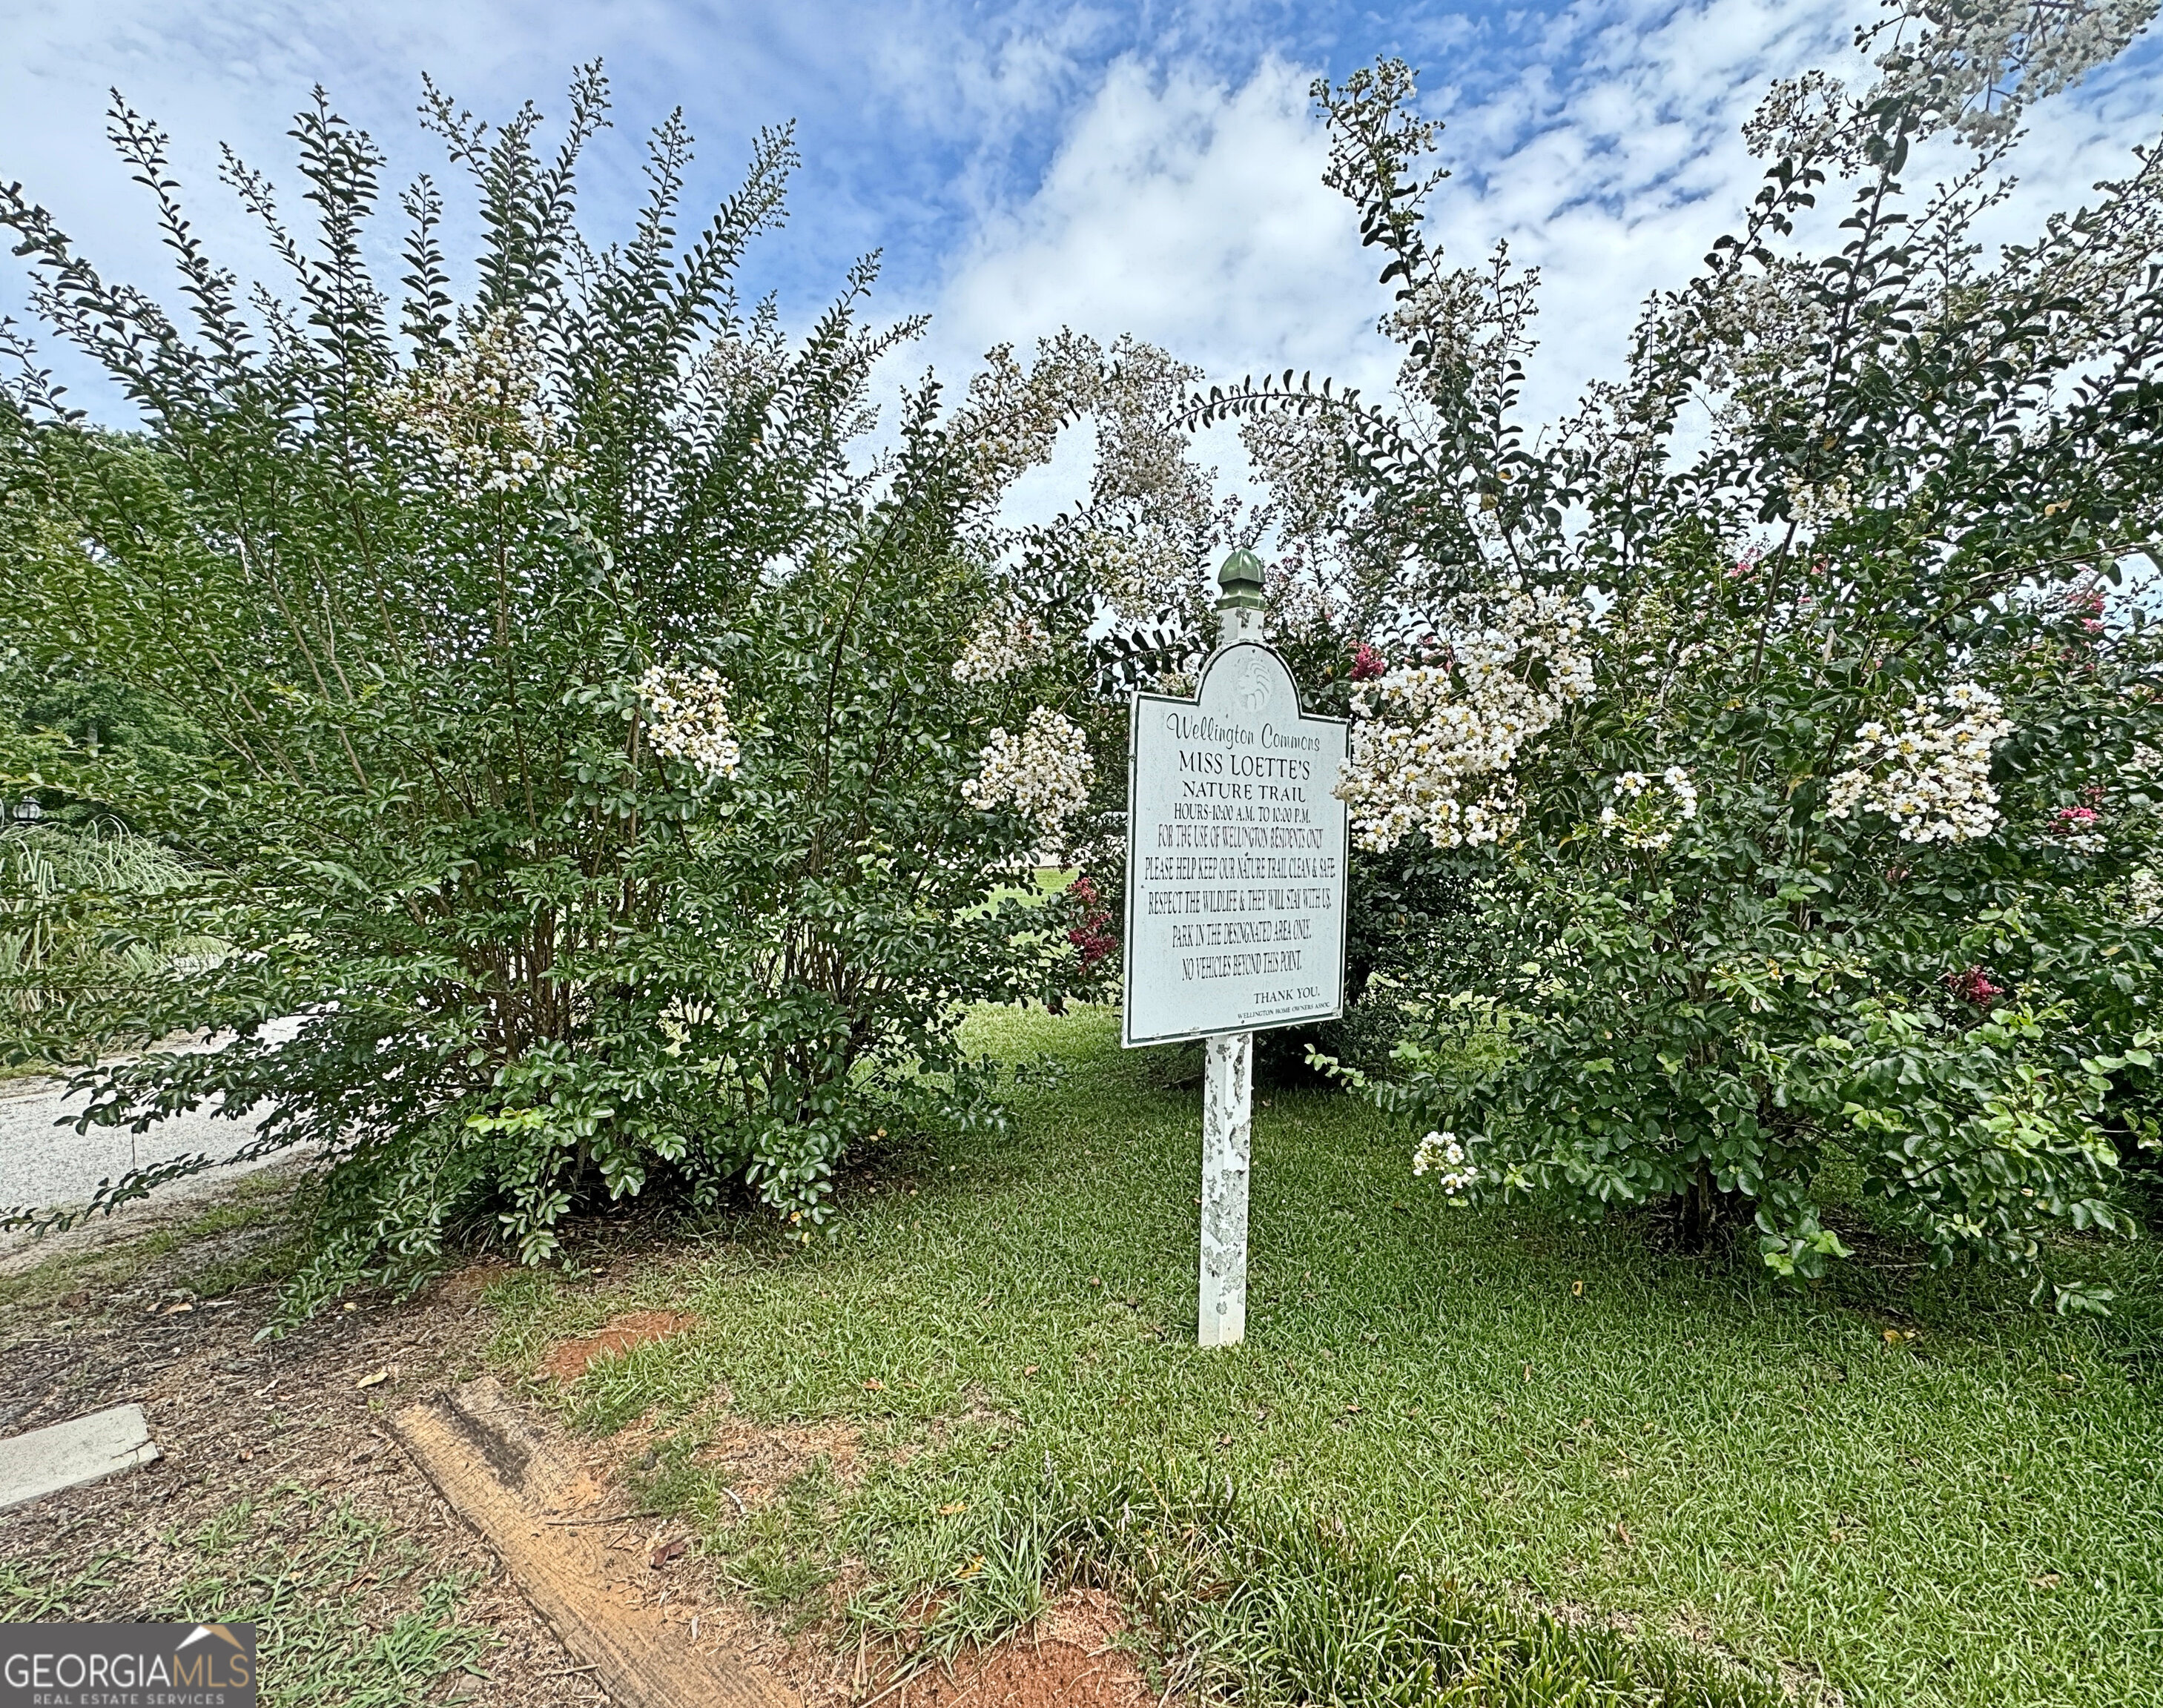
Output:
[1066, 874, 1117, 970]
[1947, 966, 2004, 1006]
[2050, 804, 2104, 853]
[1350, 642, 1386, 682]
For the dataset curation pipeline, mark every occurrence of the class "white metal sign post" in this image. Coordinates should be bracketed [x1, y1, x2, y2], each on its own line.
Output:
[1122, 551, 1350, 1347]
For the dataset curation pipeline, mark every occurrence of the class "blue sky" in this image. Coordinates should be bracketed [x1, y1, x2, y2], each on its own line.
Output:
[4, 0, 2158, 440]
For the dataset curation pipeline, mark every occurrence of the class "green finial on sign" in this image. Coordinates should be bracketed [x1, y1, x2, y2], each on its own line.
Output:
[1217, 548, 1266, 612]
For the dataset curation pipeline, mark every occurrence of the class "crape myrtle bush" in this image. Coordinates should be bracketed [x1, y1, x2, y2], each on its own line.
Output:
[0, 70, 1216, 1317]
[1206, 1, 2163, 1308]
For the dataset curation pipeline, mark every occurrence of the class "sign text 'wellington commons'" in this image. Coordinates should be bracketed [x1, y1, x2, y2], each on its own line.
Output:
[1122, 643, 1350, 1047]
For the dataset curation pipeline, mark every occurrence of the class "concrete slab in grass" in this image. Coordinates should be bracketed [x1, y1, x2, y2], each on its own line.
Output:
[0, 1403, 160, 1511]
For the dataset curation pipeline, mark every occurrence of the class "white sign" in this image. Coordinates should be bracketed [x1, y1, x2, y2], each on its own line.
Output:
[1122, 643, 1350, 1047]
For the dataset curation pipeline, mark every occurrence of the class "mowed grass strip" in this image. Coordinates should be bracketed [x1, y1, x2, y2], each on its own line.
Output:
[1, 1487, 492, 1708]
[492, 1004, 2163, 1708]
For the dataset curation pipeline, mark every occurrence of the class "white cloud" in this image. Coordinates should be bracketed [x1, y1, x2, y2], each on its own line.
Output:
[911, 52, 1392, 528]
[0, 0, 716, 407]
[918, 0, 1865, 471]
[6, 0, 2156, 467]
[929, 0, 2160, 469]
[1398, 0, 1864, 418]
[923, 0, 1863, 517]
[0, 0, 957, 406]
[928, 55, 1390, 388]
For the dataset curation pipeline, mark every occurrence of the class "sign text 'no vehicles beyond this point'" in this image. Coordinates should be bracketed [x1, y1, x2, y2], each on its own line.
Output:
[1122, 642, 1350, 1048]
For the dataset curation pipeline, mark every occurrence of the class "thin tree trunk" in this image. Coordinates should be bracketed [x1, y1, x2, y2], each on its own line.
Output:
[1680, 1164, 1720, 1254]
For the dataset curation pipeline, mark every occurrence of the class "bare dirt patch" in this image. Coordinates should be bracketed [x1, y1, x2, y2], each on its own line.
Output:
[877, 1590, 1158, 1708]
[540, 1308, 700, 1383]
[660, 1586, 1163, 1708]
[693, 1411, 865, 1510]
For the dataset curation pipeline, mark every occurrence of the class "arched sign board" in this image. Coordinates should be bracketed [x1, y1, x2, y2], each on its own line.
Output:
[1122, 643, 1350, 1047]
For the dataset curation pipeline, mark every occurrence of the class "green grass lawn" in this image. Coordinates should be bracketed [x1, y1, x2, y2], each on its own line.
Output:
[492, 1004, 2163, 1707]
[1, 1488, 492, 1708]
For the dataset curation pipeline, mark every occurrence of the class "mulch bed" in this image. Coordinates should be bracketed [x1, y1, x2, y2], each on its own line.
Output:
[0, 1234, 604, 1707]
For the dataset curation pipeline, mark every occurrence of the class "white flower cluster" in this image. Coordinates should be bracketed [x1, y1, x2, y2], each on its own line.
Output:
[1412, 1130, 1477, 1194]
[951, 606, 1050, 683]
[1826, 683, 2012, 844]
[1265, 567, 1341, 646]
[952, 334, 1100, 506]
[954, 333, 1210, 527]
[952, 332, 1225, 622]
[2129, 868, 2163, 924]
[1781, 463, 1860, 528]
[691, 324, 787, 411]
[638, 663, 741, 780]
[1382, 270, 1488, 392]
[1335, 589, 1596, 852]
[1599, 767, 1700, 850]
[962, 706, 1094, 844]
[379, 311, 575, 496]
[1081, 518, 1197, 619]
[1238, 410, 1352, 554]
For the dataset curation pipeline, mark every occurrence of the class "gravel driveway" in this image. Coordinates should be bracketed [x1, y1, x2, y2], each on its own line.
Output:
[0, 1076, 275, 1217]
[0, 1019, 305, 1219]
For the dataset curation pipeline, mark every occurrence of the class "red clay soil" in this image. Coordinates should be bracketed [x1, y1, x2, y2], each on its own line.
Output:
[538, 1308, 698, 1382]
[874, 1591, 1158, 1708]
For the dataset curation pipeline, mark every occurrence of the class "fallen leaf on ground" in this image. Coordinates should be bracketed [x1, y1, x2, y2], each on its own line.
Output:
[648, 1535, 689, 1569]
[356, 1368, 389, 1389]
[938, 1501, 968, 1515]
[862, 1378, 885, 1391]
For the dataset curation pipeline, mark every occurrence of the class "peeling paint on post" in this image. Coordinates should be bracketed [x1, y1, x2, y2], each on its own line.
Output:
[1199, 1030, 1252, 1345]
[1122, 550, 1350, 1348]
